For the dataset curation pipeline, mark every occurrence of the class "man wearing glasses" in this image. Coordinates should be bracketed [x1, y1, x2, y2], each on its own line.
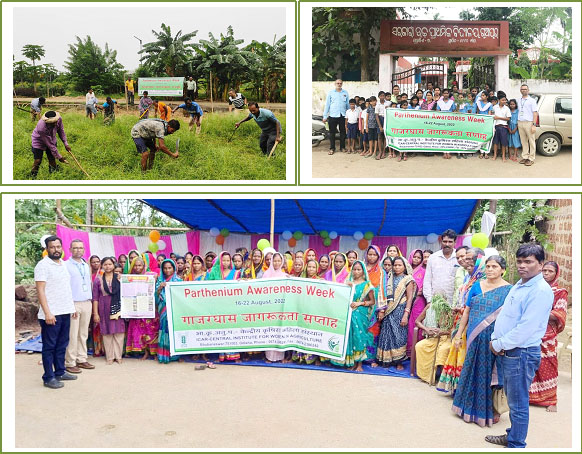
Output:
[322, 79, 350, 155]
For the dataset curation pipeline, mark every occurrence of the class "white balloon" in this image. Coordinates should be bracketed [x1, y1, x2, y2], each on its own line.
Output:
[40, 234, 52, 248]
[462, 236, 473, 247]
[282, 230, 292, 240]
[157, 239, 166, 250]
[209, 227, 220, 237]
[426, 233, 438, 244]
[353, 231, 364, 241]
[263, 247, 276, 256]
[484, 247, 499, 258]
[329, 231, 338, 239]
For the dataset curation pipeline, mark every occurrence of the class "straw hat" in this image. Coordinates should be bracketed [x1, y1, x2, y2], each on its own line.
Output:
[41, 111, 61, 124]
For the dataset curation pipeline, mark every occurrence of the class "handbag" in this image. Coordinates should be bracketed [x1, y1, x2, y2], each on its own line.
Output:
[492, 388, 509, 414]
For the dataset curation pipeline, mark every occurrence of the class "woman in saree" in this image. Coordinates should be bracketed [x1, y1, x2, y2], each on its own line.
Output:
[126, 257, 159, 360]
[117, 254, 128, 272]
[452, 255, 512, 427]
[330, 260, 375, 372]
[263, 252, 273, 271]
[374, 256, 417, 370]
[385, 244, 403, 258]
[207, 252, 241, 362]
[290, 257, 305, 277]
[304, 248, 318, 263]
[188, 255, 206, 281]
[437, 250, 485, 395]
[142, 251, 159, 276]
[156, 259, 189, 365]
[407, 249, 427, 356]
[346, 250, 358, 271]
[365, 245, 382, 288]
[318, 254, 331, 278]
[263, 252, 289, 363]
[529, 261, 568, 411]
[241, 248, 264, 279]
[123, 250, 140, 274]
[324, 253, 349, 283]
[304, 260, 320, 279]
[90, 255, 102, 282]
[232, 253, 245, 273]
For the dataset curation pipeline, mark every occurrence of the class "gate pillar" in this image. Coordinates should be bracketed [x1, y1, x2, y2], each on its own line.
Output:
[495, 54, 510, 93]
[379, 53, 395, 90]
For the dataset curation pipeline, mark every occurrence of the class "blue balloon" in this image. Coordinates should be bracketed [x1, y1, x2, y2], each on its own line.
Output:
[329, 231, 338, 239]
[281, 230, 292, 240]
[353, 231, 364, 241]
[426, 233, 438, 244]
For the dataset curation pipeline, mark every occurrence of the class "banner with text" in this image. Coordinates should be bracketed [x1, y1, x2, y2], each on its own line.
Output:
[120, 274, 156, 318]
[138, 77, 185, 96]
[384, 109, 495, 153]
[166, 278, 353, 359]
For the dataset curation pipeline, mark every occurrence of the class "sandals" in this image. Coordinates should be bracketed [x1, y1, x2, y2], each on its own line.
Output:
[206, 361, 216, 369]
[328, 150, 335, 155]
[485, 434, 508, 446]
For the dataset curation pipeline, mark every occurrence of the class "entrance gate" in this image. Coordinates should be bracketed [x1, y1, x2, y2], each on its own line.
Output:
[391, 63, 446, 97]
[470, 63, 495, 90]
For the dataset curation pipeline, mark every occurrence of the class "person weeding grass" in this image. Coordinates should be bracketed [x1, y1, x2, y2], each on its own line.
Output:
[153, 99, 172, 121]
[235, 102, 281, 155]
[130, 118, 180, 171]
[30, 111, 70, 178]
[30, 96, 46, 122]
[139, 91, 154, 119]
[172, 98, 203, 134]
[98, 97, 118, 126]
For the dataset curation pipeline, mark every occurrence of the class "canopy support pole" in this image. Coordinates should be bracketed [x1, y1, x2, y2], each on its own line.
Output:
[270, 199, 275, 246]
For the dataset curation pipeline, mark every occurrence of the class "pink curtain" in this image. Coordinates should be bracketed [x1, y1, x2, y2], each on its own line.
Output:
[373, 236, 408, 258]
[308, 235, 340, 257]
[56, 225, 91, 260]
[251, 234, 279, 251]
[113, 235, 137, 259]
[456, 235, 469, 248]
[185, 231, 200, 254]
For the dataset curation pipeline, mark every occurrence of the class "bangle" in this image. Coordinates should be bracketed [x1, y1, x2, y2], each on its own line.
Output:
[404, 309, 410, 314]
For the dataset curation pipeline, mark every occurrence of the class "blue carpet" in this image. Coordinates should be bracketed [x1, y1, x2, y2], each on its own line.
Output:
[15, 335, 42, 352]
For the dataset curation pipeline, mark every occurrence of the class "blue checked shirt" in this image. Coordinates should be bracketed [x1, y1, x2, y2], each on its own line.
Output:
[323, 89, 350, 120]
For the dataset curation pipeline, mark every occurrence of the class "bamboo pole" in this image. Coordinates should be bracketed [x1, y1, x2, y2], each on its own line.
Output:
[270, 199, 275, 246]
[210, 71, 214, 113]
[124, 72, 128, 111]
[15, 221, 190, 231]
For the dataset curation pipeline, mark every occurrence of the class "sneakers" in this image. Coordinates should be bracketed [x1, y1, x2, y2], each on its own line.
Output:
[485, 434, 508, 446]
[43, 378, 64, 389]
[56, 372, 78, 381]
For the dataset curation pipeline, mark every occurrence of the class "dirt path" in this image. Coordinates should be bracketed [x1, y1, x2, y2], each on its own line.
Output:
[311, 142, 572, 180]
[13, 353, 572, 449]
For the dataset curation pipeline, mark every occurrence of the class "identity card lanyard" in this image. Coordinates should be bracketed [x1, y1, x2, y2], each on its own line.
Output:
[76, 261, 89, 292]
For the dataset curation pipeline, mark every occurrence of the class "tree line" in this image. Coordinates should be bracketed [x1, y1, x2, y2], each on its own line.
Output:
[13, 24, 286, 102]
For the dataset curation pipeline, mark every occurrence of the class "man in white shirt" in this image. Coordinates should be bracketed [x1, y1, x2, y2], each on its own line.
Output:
[517, 84, 539, 166]
[85, 88, 98, 120]
[492, 95, 511, 162]
[34, 236, 77, 389]
[64, 239, 95, 374]
[228, 89, 247, 112]
[423, 229, 459, 306]
[186, 77, 197, 100]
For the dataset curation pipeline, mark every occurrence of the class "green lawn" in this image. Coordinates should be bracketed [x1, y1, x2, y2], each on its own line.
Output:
[13, 109, 286, 181]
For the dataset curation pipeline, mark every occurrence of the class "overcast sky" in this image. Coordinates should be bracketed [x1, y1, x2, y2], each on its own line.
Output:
[13, 6, 286, 71]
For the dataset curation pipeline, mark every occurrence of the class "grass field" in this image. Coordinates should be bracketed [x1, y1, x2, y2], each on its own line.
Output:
[13, 109, 286, 181]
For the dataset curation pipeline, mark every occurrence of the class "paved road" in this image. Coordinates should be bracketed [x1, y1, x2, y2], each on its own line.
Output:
[311, 143, 573, 180]
[13, 354, 572, 449]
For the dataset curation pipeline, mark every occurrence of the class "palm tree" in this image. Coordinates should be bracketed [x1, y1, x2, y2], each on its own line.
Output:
[191, 26, 257, 100]
[22, 44, 45, 92]
[139, 24, 198, 76]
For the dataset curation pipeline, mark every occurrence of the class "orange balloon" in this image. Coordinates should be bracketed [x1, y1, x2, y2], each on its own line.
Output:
[288, 238, 297, 247]
[358, 239, 369, 250]
[149, 230, 161, 243]
[215, 234, 225, 245]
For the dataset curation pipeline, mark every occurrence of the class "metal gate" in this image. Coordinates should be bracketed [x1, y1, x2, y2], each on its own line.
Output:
[470, 64, 495, 91]
[391, 63, 446, 97]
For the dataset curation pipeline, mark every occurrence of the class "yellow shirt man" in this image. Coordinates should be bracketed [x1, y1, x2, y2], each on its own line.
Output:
[125, 79, 135, 92]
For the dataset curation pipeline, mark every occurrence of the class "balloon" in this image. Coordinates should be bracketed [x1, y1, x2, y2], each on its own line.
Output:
[471, 232, 489, 249]
[288, 238, 297, 247]
[42, 249, 48, 257]
[220, 228, 230, 238]
[323, 238, 332, 246]
[40, 234, 52, 248]
[484, 247, 499, 258]
[426, 233, 438, 244]
[320, 230, 329, 239]
[148, 242, 159, 253]
[215, 235, 225, 245]
[293, 231, 303, 240]
[364, 231, 374, 240]
[149, 230, 161, 243]
[358, 238, 369, 250]
[462, 236, 473, 247]
[209, 227, 220, 237]
[353, 231, 364, 241]
[257, 239, 270, 251]
[282, 230, 292, 240]
[157, 239, 166, 250]
[329, 231, 338, 240]
[263, 247, 276, 256]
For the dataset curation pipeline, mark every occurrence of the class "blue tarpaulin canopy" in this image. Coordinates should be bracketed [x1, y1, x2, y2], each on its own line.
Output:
[142, 199, 479, 236]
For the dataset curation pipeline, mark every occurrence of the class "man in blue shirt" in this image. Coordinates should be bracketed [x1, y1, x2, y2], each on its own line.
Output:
[322, 79, 349, 155]
[172, 98, 204, 134]
[30, 96, 46, 122]
[235, 102, 282, 155]
[486, 243, 553, 448]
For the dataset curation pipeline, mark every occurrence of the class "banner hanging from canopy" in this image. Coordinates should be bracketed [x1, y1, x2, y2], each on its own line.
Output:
[166, 278, 353, 359]
[384, 110, 495, 153]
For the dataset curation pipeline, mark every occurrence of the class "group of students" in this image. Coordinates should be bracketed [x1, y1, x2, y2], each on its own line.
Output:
[338, 83, 524, 162]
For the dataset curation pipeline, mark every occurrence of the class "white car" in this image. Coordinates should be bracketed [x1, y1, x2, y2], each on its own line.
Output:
[529, 93, 572, 156]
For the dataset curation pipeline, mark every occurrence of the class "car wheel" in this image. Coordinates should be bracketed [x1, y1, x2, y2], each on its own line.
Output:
[536, 133, 562, 157]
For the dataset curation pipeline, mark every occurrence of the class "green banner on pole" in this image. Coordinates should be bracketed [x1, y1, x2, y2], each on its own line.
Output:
[384, 109, 495, 153]
[138, 77, 184, 96]
[166, 278, 354, 359]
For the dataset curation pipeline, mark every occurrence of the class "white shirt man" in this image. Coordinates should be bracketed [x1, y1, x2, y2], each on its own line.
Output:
[517, 85, 539, 165]
[493, 104, 511, 126]
[64, 240, 95, 373]
[423, 231, 459, 305]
